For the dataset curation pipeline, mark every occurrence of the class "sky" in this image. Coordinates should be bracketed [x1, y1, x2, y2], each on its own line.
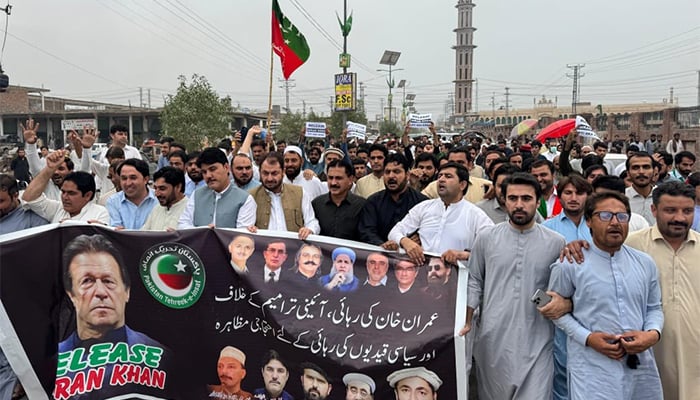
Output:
[2, 0, 699, 122]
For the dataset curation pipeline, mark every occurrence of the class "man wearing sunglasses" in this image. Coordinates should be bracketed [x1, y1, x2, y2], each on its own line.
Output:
[548, 191, 664, 399]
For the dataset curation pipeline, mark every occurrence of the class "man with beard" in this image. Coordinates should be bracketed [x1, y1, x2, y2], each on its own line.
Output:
[651, 151, 674, 184]
[669, 151, 695, 182]
[359, 153, 428, 248]
[625, 152, 656, 225]
[421, 147, 492, 204]
[303, 147, 325, 177]
[461, 172, 565, 400]
[283, 146, 326, 199]
[548, 192, 664, 400]
[422, 257, 452, 300]
[356, 143, 388, 198]
[231, 153, 261, 191]
[312, 160, 365, 241]
[141, 167, 187, 231]
[362, 252, 390, 290]
[299, 362, 332, 400]
[107, 159, 158, 229]
[208, 346, 253, 400]
[320, 247, 359, 292]
[289, 243, 323, 287]
[185, 150, 206, 196]
[529, 159, 562, 220]
[21, 118, 75, 201]
[21, 150, 109, 224]
[541, 174, 593, 400]
[477, 164, 520, 224]
[248, 153, 320, 240]
[389, 162, 493, 266]
[178, 147, 257, 229]
[387, 367, 442, 400]
[166, 149, 187, 172]
[0, 174, 48, 234]
[409, 152, 438, 191]
[157, 136, 173, 169]
[254, 350, 294, 400]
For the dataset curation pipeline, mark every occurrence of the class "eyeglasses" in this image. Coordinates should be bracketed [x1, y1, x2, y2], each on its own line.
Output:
[593, 211, 630, 223]
[427, 263, 442, 271]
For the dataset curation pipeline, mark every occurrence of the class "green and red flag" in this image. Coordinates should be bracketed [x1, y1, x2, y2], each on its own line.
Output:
[272, 0, 311, 79]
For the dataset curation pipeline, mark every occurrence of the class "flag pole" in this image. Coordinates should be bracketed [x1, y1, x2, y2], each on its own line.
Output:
[267, 44, 274, 138]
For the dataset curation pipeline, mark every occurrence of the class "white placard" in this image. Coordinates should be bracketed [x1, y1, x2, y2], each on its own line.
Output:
[305, 122, 327, 138]
[408, 113, 432, 128]
[575, 116, 600, 140]
[346, 121, 366, 139]
[61, 119, 98, 131]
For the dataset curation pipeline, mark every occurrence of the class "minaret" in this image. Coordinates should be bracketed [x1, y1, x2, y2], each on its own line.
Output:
[453, 0, 476, 117]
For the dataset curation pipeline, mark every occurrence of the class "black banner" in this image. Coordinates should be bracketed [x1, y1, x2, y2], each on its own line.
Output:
[0, 224, 467, 399]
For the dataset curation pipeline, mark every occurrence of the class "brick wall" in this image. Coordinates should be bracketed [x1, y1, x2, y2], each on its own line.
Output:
[0, 87, 30, 114]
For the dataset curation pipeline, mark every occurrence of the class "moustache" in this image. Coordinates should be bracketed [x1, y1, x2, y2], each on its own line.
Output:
[669, 221, 688, 228]
[387, 179, 397, 185]
[304, 260, 318, 266]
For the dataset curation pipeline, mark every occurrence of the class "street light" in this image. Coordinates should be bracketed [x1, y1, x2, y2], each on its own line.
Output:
[378, 50, 402, 124]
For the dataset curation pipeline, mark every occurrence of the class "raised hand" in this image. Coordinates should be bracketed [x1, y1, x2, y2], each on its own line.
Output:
[21, 118, 40, 144]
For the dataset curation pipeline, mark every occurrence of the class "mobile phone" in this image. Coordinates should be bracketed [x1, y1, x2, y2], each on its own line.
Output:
[531, 289, 552, 306]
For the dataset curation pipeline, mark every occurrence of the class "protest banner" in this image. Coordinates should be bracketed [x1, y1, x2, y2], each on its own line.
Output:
[575, 115, 600, 140]
[408, 114, 432, 129]
[346, 121, 366, 140]
[60, 119, 98, 131]
[305, 122, 327, 138]
[0, 224, 468, 400]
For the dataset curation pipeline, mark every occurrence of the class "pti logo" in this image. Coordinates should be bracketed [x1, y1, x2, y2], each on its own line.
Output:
[139, 243, 205, 309]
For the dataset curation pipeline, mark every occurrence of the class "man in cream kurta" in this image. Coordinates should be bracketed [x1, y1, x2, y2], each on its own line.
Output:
[625, 181, 700, 400]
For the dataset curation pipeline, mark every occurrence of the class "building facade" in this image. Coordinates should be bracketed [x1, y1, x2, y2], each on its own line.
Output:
[453, 0, 476, 117]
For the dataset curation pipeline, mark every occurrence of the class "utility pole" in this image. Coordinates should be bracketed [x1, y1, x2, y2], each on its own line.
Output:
[139, 87, 143, 108]
[302, 100, 307, 118]
[504, 87, 510, 119]
[147, 89, 151, 108]
[474, 78, 479, 113]
[696, 70, 700, 106]
[380, 98, 385, 120]
[278, 78, 295, 113]
[670, 87, 674, 104]
[329, 96, 334, 116]
[567, 64, 585, 114]
[490, 92, 495, 121]
[359, 82, 366, 113]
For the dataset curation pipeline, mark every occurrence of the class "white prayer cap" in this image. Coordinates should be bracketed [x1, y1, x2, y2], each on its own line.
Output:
[284, 145, 303, 158]
[343, 373, 376, 393]
[386, 367, 442, 391]
[219, 346, 246, 366]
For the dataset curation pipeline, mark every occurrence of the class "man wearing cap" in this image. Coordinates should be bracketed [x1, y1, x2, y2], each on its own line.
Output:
[208, 346, 253, 400]
[387, 367, 442, 400]
[319, 247, 359, 292]
[253, 350, 293, 400]
[283, 145, 327, 199]
[343, 373, 375, 400]
[300, 362, 332, 400]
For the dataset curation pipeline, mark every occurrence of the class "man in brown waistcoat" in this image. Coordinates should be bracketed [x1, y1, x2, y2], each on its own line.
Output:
[248, 152, 320, 240]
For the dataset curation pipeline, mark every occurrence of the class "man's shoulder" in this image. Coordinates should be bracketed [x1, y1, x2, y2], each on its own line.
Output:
[311, 193, 330, 206]
[125, 325, 164, 348]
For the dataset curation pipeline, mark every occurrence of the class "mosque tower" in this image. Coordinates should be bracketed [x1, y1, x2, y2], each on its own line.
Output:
[453, 0, 476, 117]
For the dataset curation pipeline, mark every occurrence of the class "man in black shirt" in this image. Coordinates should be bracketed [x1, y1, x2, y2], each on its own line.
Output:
[311, 160, 366, 241]
[359, 153, 428, 249]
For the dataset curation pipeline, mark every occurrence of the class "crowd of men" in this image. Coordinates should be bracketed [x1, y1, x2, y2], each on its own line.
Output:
[1, 118, 699, 399]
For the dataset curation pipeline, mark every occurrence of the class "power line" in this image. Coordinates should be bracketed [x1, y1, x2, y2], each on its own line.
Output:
[584, 26, 700, 64]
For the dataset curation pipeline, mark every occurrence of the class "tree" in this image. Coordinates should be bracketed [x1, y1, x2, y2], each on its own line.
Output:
[379, 120, 401, 136]
[160, 74, 232, 151]
[274, 112, 306, 143]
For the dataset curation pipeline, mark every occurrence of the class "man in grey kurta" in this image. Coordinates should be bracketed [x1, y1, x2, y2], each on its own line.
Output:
[463, 172, 565, 399]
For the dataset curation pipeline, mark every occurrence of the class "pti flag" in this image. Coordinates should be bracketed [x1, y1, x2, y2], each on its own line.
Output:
[272, 0, 311, 79]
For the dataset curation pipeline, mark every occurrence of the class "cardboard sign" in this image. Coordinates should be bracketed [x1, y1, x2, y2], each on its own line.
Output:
[408, 114, 432, 128]
[305, 122, 327, 138]
[346, 121, 366, 139]
[60, 119, 97, 131]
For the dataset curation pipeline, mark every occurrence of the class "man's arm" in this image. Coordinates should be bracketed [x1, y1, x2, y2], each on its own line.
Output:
[357, 198, 385, 246]
[178, 195, 197, 229]
[621, 257, 663, 355]
[299, 190, 320, 239]
[21, 119, 45, 176]
[387, 203, 425, 263]
[460, 233, 488, 336]
[105, 195, 124, 228]
[235, 195, 257, 229]
[21, 150, 63, 203]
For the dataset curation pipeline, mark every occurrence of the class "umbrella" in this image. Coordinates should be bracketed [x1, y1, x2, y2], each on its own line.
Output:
[535, 119, 576, 142]
[509, 119, 539, 138]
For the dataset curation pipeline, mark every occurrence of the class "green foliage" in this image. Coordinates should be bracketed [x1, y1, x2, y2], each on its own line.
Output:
[379, 120, 401, 136]
[160, 74, 232, 151]
[274, 112, 307, 142]
[328, 110, 368, 137]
